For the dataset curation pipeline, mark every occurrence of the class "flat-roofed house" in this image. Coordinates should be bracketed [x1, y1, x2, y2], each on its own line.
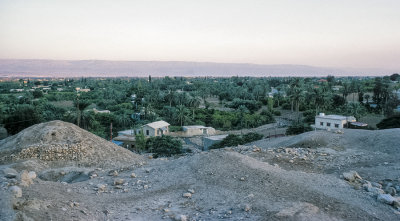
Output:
[315, 113, 356, 130]
[141, 120, 170, 137]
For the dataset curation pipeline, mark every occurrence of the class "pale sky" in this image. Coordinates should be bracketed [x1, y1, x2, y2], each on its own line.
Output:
[1, 0, 400, 69]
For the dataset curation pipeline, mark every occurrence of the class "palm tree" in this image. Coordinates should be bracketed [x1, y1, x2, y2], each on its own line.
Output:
[311, 87, 324, 115]
[364, 94, 370, 104]
[175, 105, 190, 126]
[288, 78, 305, 122]
[188, 96, 201, 119]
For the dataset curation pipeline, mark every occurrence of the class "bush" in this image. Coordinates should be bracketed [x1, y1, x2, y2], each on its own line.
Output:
[169, 126, 183, 132]
[210, 132, 263, 149]
[377, 114, 400, 129]
[273, 110, 281, 116]
[286, 123, 312, 135]
[242, 132, 263, 143]
[302, 110, 316, 123]
[146, 135, 182, 158]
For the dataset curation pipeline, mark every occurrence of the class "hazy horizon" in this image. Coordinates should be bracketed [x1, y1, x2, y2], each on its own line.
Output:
[1, 0, 400, 71]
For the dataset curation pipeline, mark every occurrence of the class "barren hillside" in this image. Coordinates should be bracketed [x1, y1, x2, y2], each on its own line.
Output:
[0, 122, 399, 220]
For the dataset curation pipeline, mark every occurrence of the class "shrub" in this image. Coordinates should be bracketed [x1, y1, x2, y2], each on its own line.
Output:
[286, 123, 312, 135]
[377, 114, 400, 129]
[146, 135, 182, 158]
[169, 126, 183, 132]
[242, 132, 263, 143]
[210, 132, 263, 149]
[273, 110, 281, 116]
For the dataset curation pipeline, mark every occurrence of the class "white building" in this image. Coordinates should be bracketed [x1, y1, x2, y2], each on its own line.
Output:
[315, 113, 356, 130]
[182, 125, 216, 136]
[118, 120, 170, 138]
[93, 108, 110, 114]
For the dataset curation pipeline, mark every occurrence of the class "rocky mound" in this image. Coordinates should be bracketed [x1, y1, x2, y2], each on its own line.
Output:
[0, 121, 144, 168]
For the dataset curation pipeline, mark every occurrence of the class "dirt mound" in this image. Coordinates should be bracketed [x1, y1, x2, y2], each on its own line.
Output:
[0, 121, 144, 168]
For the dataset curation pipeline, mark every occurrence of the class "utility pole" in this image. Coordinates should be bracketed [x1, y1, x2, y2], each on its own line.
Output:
[110, 123, 113, 141]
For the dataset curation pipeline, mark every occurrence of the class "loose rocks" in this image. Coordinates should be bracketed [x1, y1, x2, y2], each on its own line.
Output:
[113, 179, 124, 186]
[97, 184, 106, 192]
[377, 194, 395, 205]
[3, 168, 18, 179]
[183, 193, 192, 198]
[9, 186, 22, 198]
[20, 170, 35, 187]
[367, 187, 385, 196]
[343, 171, 362, 182]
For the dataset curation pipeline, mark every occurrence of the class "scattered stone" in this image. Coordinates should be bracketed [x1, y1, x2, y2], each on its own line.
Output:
[367, 187, 385, 196]
[28, 171, 36, 179]
[385, 187, 396, 196]
[143, 185, 149, 189]
[240, 177, 245, 181]
[393, 200, 400, 209]
[363, 182, 372, 191]
[175, 214, 188, 221]
[244, 204, 251, 212]
[108, 170, 118, 176]
[20, 170, 34, 187]
[4, 168, 18, 179]
[69, 202, 79, 207]
[97, 184, 106, 192]
[371, 182, 382, 189]
[188, 189, 195, 194]
[289, 160, 294, 163]
[377, 194, 395, 205]
[342, 171, 362, 182]
[163, 208, 170, 213]
[183, 193, 192, 198]
[130, 173, 136, 178]
[114, 179, 124, 186]
[9, 186, 22, 198]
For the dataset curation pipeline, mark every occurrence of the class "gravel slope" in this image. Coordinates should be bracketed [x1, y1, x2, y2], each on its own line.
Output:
[0, 124, 399, 220]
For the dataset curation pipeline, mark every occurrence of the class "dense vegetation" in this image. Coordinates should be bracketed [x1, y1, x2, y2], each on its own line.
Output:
[146, 135, 183, 158]
[0, 74, 399, 139]
[377, 114, 400, 129]
[209, 132, 264, 149]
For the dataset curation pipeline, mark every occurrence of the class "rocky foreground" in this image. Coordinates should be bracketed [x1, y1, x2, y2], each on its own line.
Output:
[0, 121, 399, 220]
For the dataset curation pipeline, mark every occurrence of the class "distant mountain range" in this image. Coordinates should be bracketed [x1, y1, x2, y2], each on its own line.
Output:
[0, 59, 396, 78]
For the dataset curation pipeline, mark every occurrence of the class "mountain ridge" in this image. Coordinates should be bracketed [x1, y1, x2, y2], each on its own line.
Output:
[0, 59, 396, 77]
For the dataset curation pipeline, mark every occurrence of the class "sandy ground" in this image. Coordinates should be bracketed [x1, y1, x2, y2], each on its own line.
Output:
[1, 122, 399, 220]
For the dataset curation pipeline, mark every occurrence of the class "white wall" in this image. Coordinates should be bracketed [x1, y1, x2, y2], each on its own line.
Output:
[315, 117, 346, 130]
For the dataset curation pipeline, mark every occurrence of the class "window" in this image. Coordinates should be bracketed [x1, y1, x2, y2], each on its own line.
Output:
[320, 122, 324, 126]
[335, 124, 339, 128]
[146, 130, 149, 136]
[327, 123, 331, 127]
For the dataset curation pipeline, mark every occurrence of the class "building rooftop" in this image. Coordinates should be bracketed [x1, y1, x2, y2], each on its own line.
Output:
[316, 114, 347, 120]
[183, 125, 210, 129]
[118, 129, 135, 136]
[316, 113, 356, 121]
[146, 120, 170, 129]
[204, 134, 228, 141]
